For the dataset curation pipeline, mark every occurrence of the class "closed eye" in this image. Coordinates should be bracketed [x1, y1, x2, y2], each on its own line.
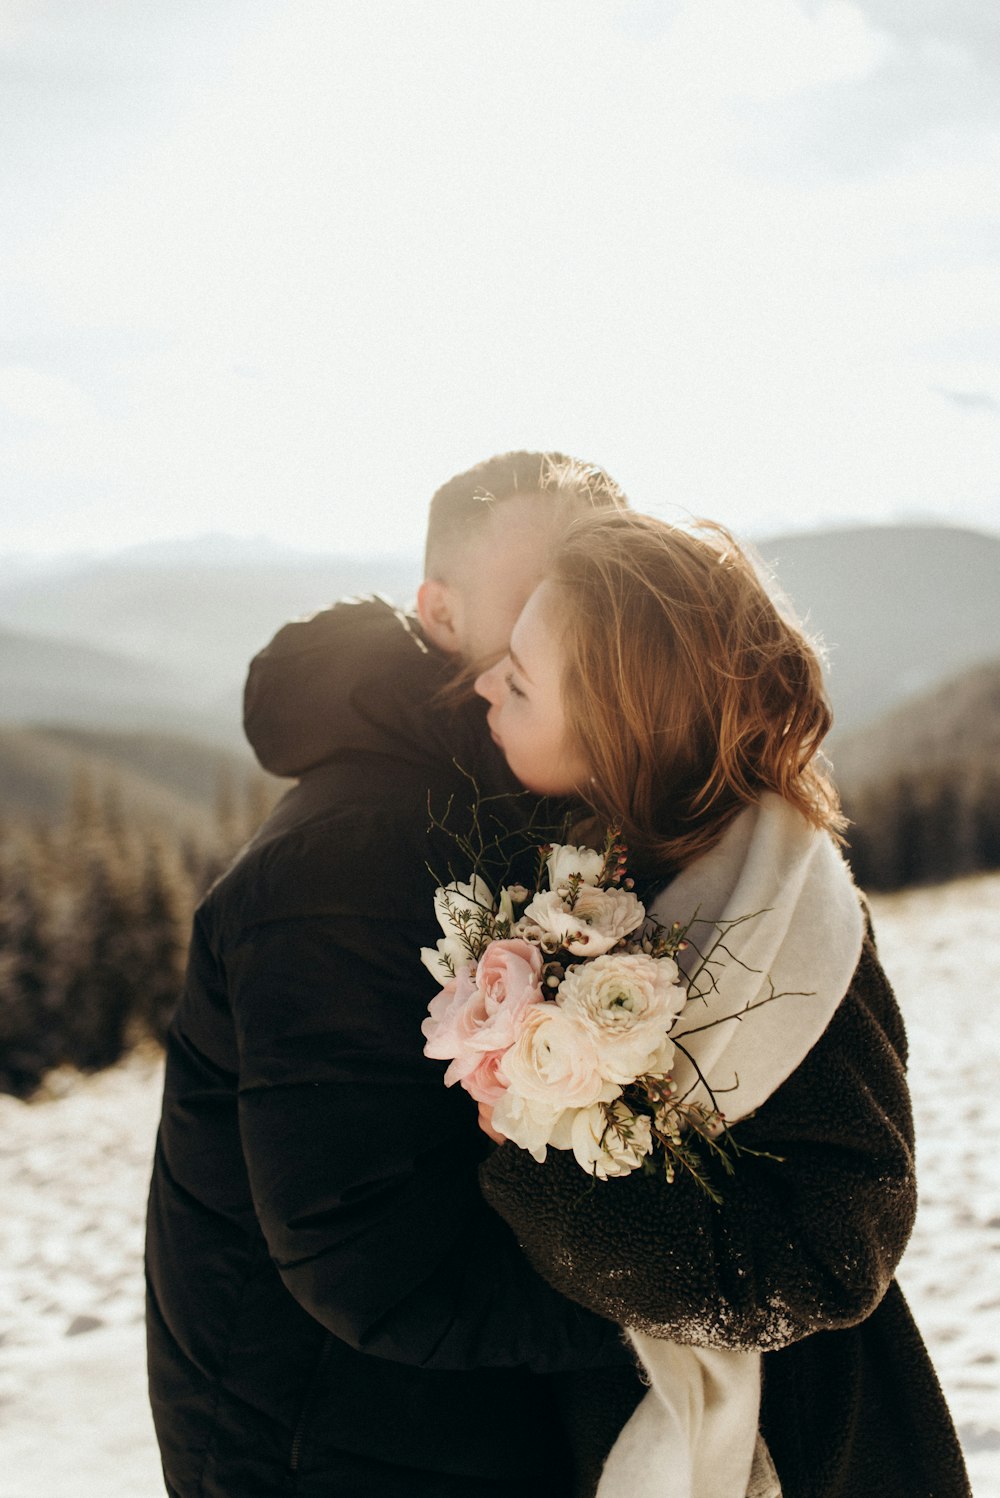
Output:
[505, 671, 526, 699]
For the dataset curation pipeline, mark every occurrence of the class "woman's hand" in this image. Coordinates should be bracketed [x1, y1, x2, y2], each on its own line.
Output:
[478, 1102, 507, 1145]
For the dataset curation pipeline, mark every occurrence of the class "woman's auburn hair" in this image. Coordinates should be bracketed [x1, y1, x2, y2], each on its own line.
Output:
[549, 510, 845, 871]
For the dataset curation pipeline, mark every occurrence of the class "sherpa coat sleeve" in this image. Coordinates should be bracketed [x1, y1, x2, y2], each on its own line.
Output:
[478, 928, 915, 1350]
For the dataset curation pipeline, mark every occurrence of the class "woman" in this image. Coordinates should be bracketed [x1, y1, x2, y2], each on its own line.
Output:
[471, 511, 970, 1498]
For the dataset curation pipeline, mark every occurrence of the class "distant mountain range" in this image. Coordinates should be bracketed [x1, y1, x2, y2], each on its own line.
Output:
[0, 542, 422, 744]
[0, 624, 226, 741]
[832, 656, 1000, 792]
[0, 723, 276, 828]
[0, 524, 997, 749]
[830, 656, 1000, 889]
[754, 523, 1000, 739]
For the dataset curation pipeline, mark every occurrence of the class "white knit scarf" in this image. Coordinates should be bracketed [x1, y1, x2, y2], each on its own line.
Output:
[596, 793, 864, 1498]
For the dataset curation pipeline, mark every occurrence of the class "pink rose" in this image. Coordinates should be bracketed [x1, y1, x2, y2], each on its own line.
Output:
[421, 962, 478, 1055]
[473, 940, 545, 1045]
[462, 1049, 509, 1104]
[421, 939, 544, 1094]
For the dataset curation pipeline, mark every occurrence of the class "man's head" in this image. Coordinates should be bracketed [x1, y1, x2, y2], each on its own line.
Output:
[416, 450, 629, 667]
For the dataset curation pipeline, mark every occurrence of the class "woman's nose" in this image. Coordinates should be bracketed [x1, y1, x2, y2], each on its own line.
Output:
[474, 660, 504, 704]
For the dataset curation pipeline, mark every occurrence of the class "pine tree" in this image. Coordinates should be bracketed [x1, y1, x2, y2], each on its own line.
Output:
[0, 833, 59, 1094]
[969, 755, 1000, 871]
[130, 834, 193, 1044]
[55, 823, 142, 1073]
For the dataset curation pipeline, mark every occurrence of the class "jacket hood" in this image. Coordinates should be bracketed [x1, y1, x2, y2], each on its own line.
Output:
[243, 595, 508, 785]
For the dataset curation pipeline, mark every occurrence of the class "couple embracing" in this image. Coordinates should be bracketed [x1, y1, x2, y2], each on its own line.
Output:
[145, 452, 970, 1497]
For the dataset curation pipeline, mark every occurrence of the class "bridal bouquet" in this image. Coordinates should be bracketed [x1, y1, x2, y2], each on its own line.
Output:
[421, 830, 736, 1187]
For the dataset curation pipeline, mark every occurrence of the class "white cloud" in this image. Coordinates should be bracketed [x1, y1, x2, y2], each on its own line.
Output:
[0, 364, 95, 427]
[2, 0, 998, 553]
[0, 365, 115, 493]
[0, 0, 37, 53]
[667, 0, 890, 103]
[854, 0, 1000, 59]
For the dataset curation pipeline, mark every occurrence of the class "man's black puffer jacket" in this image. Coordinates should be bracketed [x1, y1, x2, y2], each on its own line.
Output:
[145, 600, 641, 1498]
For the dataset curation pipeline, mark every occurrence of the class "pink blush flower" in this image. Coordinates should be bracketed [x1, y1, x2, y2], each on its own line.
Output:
[446, 940, 544, 1087]
[421, 939, 544, 1089]
[472, 940, 545, 1050]
[421, 963, 478, 1058]
[458, 1048, 510, 1104]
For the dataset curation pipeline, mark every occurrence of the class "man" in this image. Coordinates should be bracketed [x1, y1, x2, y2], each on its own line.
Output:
[146, 452, 643, 1497]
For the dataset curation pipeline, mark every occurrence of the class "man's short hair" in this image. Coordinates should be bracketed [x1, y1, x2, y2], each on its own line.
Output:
[424, 450, 629, 578]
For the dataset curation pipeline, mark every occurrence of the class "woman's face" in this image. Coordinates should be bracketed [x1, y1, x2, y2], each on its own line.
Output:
[473, 581, 591, 797]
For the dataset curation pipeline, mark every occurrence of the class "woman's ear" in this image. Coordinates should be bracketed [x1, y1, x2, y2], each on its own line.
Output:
[416, 578, 464, 654]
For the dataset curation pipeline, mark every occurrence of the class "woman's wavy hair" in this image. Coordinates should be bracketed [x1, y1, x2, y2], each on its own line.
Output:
[547, 510, 845, 871]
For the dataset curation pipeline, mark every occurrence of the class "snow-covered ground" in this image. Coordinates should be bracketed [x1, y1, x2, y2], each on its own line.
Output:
[1, 873, 998, 1497]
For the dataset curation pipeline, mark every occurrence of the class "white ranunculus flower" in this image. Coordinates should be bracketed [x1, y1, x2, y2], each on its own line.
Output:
[567, 1100, 654, 1179]
[546, 843, 606, 890]
[643, 1032, 678, 1079]
[490, 1087, 570, 1163]
[520, 885, 645, 957]
[499, 1004, 620, 1114]
[557, 951, 686, 1084]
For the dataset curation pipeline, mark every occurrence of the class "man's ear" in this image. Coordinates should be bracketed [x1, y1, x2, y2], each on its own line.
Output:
[416, 578, 464, 654]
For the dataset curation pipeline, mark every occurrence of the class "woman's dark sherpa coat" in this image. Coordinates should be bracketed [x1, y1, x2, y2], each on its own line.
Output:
[479, 922, 972, 1498]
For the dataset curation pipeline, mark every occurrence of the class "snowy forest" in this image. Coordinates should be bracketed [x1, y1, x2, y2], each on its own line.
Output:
[842, 756, 1000, 891]
[1, 745, 999, 1099]
[0, 772, 273, 1097]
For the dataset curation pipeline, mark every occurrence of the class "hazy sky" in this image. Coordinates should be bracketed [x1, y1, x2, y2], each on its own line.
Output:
[2, 0, 999, 556]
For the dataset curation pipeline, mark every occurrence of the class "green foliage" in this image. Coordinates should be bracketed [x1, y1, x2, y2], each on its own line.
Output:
[0, 768, 276, 1097]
